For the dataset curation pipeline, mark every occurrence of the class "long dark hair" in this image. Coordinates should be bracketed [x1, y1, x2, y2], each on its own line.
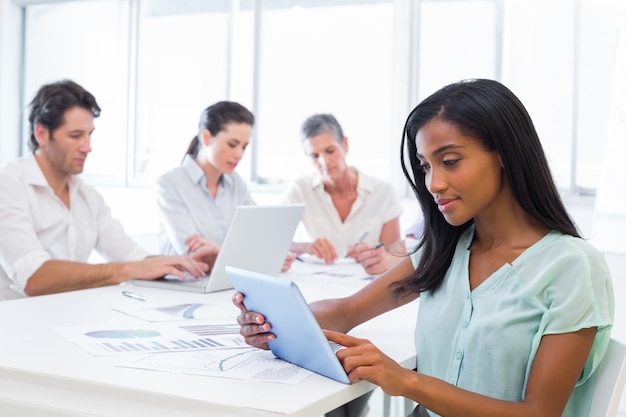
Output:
[392, 79, 580, 297]
[185, 101, 254, 159]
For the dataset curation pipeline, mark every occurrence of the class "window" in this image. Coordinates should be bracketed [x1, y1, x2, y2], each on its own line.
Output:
[501, 0, 575, 190]
[133, 0, 239, 184]
[576, 0, 626, 192]
[253, 1, 395, 184]
[15, 0, 626, 196]
[417, 0, 497, 94]
[23, 0, 130, 184]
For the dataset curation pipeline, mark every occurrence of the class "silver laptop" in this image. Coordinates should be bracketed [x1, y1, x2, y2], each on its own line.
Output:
[133, 204, 304, 293]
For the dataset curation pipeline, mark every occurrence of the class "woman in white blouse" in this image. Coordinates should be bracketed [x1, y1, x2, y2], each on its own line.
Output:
[284, 113, 404, 276]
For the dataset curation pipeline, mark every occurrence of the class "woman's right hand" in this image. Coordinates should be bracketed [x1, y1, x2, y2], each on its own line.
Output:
[186, 234, 220, 267]
[186, 234, 219, 254]
[306, 238, 338, 264]
[232, 292, 273, 350]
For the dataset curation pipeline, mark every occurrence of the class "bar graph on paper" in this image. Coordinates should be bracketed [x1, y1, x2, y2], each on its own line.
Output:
[54, 323, 248, 356]
[118, 348, 313, 384]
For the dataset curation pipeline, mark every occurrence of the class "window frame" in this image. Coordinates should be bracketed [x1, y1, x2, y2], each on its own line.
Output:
[9, 0, 621, 199]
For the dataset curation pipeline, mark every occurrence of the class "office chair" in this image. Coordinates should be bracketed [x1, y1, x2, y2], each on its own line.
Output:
[382, 394, 414, 417]
[383, 338, 626, 417]
[589, 338, 626, 417]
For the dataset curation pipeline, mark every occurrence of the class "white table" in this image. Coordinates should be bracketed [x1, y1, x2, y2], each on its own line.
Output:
[0, 265, 418, 416]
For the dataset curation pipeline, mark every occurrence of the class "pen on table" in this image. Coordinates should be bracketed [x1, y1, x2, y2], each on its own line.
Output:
[121, 290, 147, 301]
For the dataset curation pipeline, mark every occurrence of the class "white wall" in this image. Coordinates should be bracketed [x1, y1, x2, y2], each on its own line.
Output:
[591, 22, 626, 256]
[0, 0, 22, 164]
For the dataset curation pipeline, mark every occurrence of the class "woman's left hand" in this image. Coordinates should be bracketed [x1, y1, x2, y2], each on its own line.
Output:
[324, 329, 412, 397]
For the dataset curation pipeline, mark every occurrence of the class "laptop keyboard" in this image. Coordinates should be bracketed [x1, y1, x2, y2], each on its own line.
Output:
[164, 271, 206, 281]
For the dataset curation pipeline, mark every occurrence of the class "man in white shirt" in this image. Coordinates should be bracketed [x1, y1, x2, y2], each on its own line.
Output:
[0, 80, 213, 300]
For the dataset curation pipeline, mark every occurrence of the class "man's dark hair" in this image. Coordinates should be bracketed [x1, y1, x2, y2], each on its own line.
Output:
[27, 79, 101, 151]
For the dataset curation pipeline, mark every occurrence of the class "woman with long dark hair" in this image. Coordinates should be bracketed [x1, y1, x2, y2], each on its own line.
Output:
[235, 79, 614, 417]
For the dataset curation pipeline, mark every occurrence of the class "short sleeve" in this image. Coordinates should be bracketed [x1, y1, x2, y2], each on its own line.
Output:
[529, 237, 614, 385]
[410, 245, 424, 269]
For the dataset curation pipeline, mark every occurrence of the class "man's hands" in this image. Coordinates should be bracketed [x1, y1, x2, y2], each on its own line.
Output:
[130, 255, 208, 281]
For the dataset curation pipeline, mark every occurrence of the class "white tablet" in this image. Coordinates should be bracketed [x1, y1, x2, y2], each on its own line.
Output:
[226, 266, 351, 384]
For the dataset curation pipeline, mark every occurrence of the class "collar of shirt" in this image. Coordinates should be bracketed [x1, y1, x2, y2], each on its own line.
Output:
[310, 167, 374, 196]
[23, 153, 82, 195]
[181, 154, 232, 190]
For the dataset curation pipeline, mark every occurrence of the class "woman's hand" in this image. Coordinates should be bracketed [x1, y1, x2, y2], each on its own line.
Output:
[346, 243, 389, 275]
[186, 234, 220, 267]
[324, 329, 412, 397]
[232, 292, 274, 350]
[306, 238, 338, 264]
[186, 234, 219, 254]
[281, 251, 297, 272]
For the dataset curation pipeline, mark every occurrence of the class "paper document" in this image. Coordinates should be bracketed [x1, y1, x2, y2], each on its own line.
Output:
[118, 348, 313, 384]
[55, 322, 247, 356]
[296, 254, 357, 265]
[289, 255, 372, 279]
[113, 302, 225, 322]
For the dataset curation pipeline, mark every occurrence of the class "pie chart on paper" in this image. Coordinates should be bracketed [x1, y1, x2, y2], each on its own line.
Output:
[84, 329, 161, 338]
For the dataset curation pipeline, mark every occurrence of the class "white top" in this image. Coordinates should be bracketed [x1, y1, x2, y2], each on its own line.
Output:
[282, 169, 403, 257]
[0, 154, 148, 300]
[412, 225, 614, 417]
[155, 155, 255, 255]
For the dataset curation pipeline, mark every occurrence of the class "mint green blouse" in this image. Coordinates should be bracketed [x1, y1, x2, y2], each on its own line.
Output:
[411, 226, 614, 417]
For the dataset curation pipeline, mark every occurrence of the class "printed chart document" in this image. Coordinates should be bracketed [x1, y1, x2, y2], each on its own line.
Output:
[118, 348, 313, 384]
[51, 265, 374, 385]
[289, 255, 372, 279]
[54, 322, 246, 356]
[54, 322, 315, 384]
[113, 302, 225, 322]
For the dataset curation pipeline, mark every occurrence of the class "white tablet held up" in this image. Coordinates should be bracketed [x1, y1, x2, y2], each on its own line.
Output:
[226, 266, 351, 384]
